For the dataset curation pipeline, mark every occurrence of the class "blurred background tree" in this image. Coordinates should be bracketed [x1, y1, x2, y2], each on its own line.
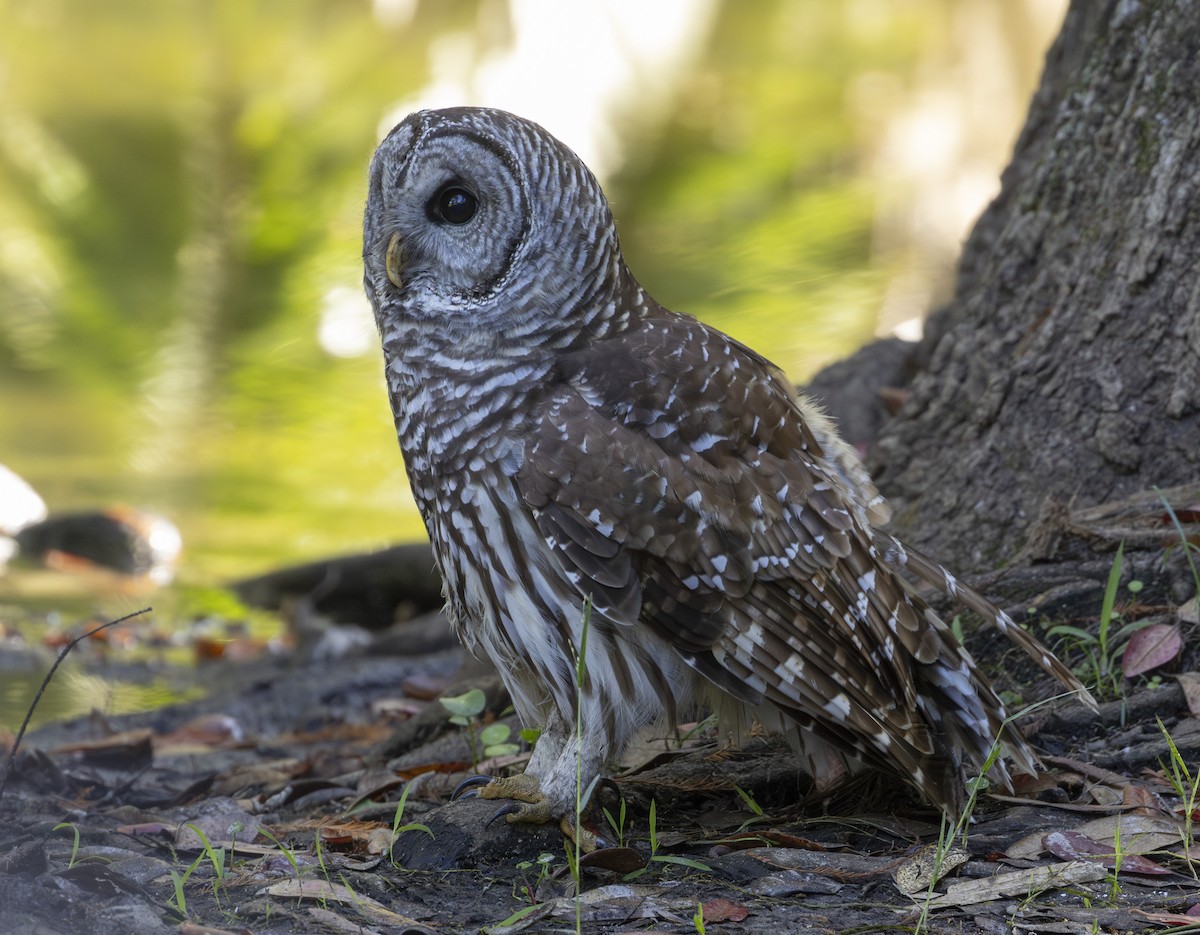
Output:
[0, 0, 1064, 583]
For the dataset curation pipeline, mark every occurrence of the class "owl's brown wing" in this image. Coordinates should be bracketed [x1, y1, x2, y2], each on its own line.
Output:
[517, 312, 1009, 801]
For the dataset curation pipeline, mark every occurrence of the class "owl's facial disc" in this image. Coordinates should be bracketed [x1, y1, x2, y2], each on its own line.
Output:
[378, 129, 527, 302]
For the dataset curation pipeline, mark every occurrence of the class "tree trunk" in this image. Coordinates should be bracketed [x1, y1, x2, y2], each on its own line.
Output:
[871, 0, 1200, 576]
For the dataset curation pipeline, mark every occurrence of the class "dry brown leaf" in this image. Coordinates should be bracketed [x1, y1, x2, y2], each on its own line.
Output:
[1043, 830, 1170, 875]
[52, 728, 153, 755]
[893, 844, 968, 896]
[1122, 623, 1183, 677]
[1010, 771, 1080, 796]
[701, 897, 750, 922]
[1121, 781, 1165, 813]
[211, 758, 308, 796]
[1075, 812, 1183, 852]
[263, 879, 431, 930]
[580, 847, 646, 874]
[1133, 911, 1199, 925]
[178, 923, 246, 935]
[925, 860, 1107, 908]
[1005, 828, 1050, 861]
[1176, 672, 1200, 717]
[370, 696, 425, 718]
[366, 826, 394, 856]
[305, 906, 384, 935]
[160, 713, 247, 748]
[1087, 783, 1125, 807]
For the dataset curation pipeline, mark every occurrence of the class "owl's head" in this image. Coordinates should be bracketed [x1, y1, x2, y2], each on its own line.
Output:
[363, 107, 628, 347]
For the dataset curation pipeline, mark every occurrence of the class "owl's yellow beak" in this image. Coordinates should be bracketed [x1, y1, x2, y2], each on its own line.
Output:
[385, 232, 406, 289]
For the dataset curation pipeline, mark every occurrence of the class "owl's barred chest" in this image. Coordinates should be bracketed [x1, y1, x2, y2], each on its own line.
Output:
[384, 352, 553, 560]
[388, 352, 550, 472]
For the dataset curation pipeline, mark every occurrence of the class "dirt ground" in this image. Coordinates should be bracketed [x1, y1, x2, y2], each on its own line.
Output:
[1, 590, 1198, 935]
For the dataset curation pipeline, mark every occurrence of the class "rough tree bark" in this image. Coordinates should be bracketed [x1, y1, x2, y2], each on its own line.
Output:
[871, 0, 1200, 576]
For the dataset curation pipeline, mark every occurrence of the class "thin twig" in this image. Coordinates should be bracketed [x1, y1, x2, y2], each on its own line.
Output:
[0, 606, 152, 802]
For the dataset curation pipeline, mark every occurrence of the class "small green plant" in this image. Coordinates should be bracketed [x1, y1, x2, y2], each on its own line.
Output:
[602, 797, 628, 848]
[168, 868, 187, 918]
[913, 723, 1009, 933]
[389, 781, 433, 866]
[167, 852, 205, 919]
[52, 822, 81, 869]
[513, 851, 556, 905]
[227, 819, 243, 870]
[314, 828, 331, 909]
[1158, 488, 1200, 595]
[493, 902, 545, 929]
[1044, 542, 1155, 699]
[731, 784, 770, 834]
[1105, 817, 1124, 907]
[625, 799, 713, 880]
[440, 689, 520, 767]
[693, 901, 707, 934]
[1157, 716, 1199, 878]
[258, 827, 303, 905]
[184, 823, 227, 904]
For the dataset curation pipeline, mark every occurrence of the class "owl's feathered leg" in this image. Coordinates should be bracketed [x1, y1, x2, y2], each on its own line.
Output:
[477, 708, 604, 850]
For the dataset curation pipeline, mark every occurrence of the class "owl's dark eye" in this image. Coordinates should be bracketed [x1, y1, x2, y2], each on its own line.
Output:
[430, 185, 478, 224]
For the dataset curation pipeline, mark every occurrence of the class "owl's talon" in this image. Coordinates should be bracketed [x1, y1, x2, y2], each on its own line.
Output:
[558, 816, 600, 853]
[475, 771, 547, 806]
[486, 801, 523, 827]
[451, 775, 493, 801]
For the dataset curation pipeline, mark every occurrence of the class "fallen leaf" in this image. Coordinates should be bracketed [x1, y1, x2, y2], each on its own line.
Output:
[305, 906, 384, 935]
[262, 879, 432, 930]
[158, 714, 247, 752]
[893, 844, 968, 896]
[1161, 505, 1200, 525]
[1132, 906, 1200, 924]
[1087, 783, 1125, 807]
[581, 847, 646, 874]
[370, 696, 425, 718]
[53, 728, 154, 755]
[1180, 597, 1199, 625]
[708, 830, 827, 856]
[1076, 812, 1183, 852]
[926, 860, 1106, 908]
[701, 898, 749, 922]
[366, 827, 394, 856]
[52, 729, 154, 769]
[1044, 830, 1171, 875]
[1121, 782, 1164, 813]
[1122, 623, 1183, 677]
[1176, 672, 1200, 717]
[116, 821, 177, 837]
[179, 922, 247, 935]
[1005, 829, 1049, 861]
[1011, 771, 1079, 796]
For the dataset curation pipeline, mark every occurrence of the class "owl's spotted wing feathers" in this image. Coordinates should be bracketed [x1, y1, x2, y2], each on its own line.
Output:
[363, 106, 1094, 827]
[516, 310, 1069, 814]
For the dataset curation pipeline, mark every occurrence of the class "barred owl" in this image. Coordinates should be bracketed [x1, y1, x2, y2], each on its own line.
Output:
[362, 107, 1092, 835]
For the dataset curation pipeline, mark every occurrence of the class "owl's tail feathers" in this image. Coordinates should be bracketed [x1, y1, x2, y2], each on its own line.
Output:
[881, 535, 1100, 714]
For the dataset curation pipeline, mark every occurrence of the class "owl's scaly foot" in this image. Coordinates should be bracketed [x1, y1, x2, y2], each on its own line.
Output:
[478, 772, 599, 851]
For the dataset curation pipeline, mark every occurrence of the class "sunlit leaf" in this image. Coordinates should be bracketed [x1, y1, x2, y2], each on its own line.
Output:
[439, 688, 487, 718]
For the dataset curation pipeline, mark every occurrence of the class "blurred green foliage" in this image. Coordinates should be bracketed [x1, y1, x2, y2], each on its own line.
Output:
[0, 0, 1051, 582]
